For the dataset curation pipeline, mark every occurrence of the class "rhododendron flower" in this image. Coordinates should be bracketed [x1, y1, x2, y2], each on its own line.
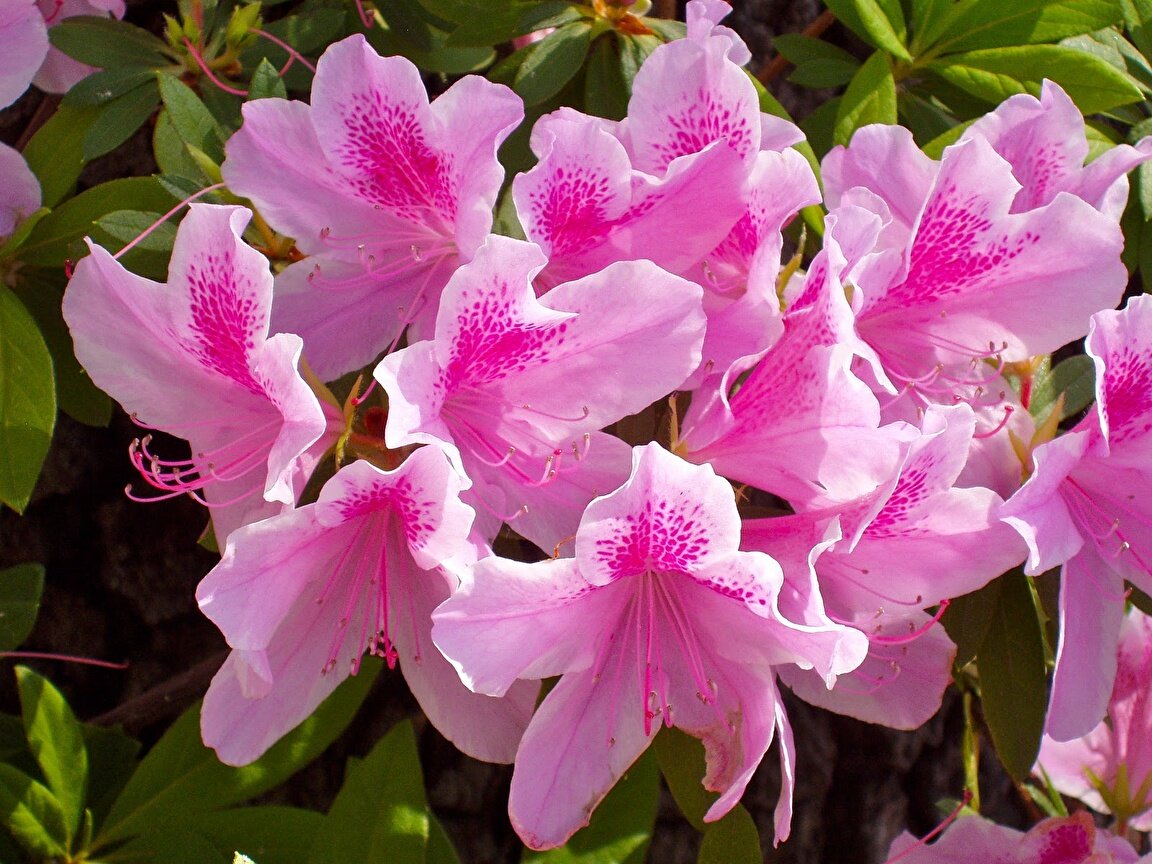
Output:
[0, 0, 47, 108]
[223, 34, 523, 380]
[376, 234, 706, 550]
[0, 141, 40, 239]
[1002, 294, 1152, 740]
[743, 404, 1025, 728]
[433, 443, 867, 849]
[63, 204, 341, 542]
[1036, 607, 1152, 831]
[886, 811, 1150, 863]
[512, 0, 802, 290]
[197, 445, 537, 765]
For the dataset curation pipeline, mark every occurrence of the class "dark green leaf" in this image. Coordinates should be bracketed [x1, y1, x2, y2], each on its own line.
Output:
[927, 44, 1143, 114]
[82, 723, 140, 827]
[0, 764, 69, 858]
[1131, 583, 1152, 615]
[154, 110, 208, 179]
[654, 727, 711, 830]
[382, 0, 437, 51]
[800, 94, 841, 159]
[367, 21, 497, 74]
[584, 35, 630, 121]
[925, 0, 1124, 55]
[0, 565, 44, 653]
[515, 20, 594, 105]
[158, 75, 226, 163]
[1123, 0, 1152, 57]
[22, 104, 103, 207]
[834, 50, 897, 146]
[307, 719, 428, 864]
[16, 667, 87, 842]
[248, 58, 288, 100]
[898, 91, 959, 145]
[644, 18, 687, 43]
[823, 0, 911, 61]
[96, 211, 178, 254]
[523, 748, 660, 864]
[0, 287, 54, 514]
[773, 32, 860, 66]
[49, 15, 172, 68]
[977, 569, 1048, 781]
[83, 83, 162, 162]
[942, 579, 1003, 669]
[789, 57, 861, 88]
[428, 812, 462, 864]
[1031, 354, 1096, 420]
[63, 67, 159, 107]
[94, 661, 379, 849]
[697, 804, 760, 864]
[921, 118, 975, 159]
[10, 269, 113, 426]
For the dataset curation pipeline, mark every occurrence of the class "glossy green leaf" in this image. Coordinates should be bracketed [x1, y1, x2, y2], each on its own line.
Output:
[82, 723, 140, 827]
[49, 15, 172, 68]
[1123, 0, 1152, 57]
[248, 58, 288, 100]
[63, 67, 159, 107]
[515, 20, 594, 105]
[82, 83, 162, 162]
[22, 104, 103, 207]
[927, 44, 1143, 114]
[654, 727, 711, 830]
[977, 568, 1048, 781]
[1031, 354, 1096, 421]
[94, 660, 380, 849]
[16, 667, 87, 842]
[834, 50, 897, 146]
[925, 0, 1124, 55]
[697, 804, 760, 864]
[584, 35, 630, 120]
[524, 748, 660, 864]
[0, 764, 69, 859]
[307, 719, 428, 864]
[0, 564, 44, 653]
[10, 270, 113, 427]
[0, 286, 55, 514]
[824, 0, 911, 61]
[158, 75, 226, 162]
[942, 579, 1004, 669]
[96, 210, 177, 253]
[382, 0, 438, 51]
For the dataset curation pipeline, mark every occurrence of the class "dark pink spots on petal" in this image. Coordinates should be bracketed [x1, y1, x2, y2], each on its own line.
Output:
[335, 476, 439, 546]
[649, 88, 753, 170]
[527, 166, 614, 258]
[1023, 817, 1095, 864]
[867, 462, 934, 537]
[1103, 348, 1152, 444]
[185, 252, 263, 394]
[334, 93, 457, 229]
[593, 498, 712, 579]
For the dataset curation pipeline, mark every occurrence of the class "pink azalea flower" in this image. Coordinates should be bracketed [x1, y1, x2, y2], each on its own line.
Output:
[62, 204, 341, 542]
[1002, 294, 1152, 740]
[819, 124, 1128, 414]
[0, 141, 41, 238]
[743, 404, 1026, 728]
[223, 34, 523, 380]
[962, 80, 1152, 219]
[33, 0, 126, 94]
[1036, 607, 1152, 831]
[886, 811, 1148, 864]
[512, 0, 803, 289]
[375, 234, 706, 551]
[0, 0, 47, 108]
[197, 445, 538, 765]
[432, 443, 867, 849]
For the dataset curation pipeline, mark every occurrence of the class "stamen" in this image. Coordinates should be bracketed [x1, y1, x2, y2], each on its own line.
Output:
[882, 791, 972, 864]
[251, 28, 318, 74]
[973, 404, 1014, 439]
[867, 601, 950, 646]
[113, 182, 226, 261]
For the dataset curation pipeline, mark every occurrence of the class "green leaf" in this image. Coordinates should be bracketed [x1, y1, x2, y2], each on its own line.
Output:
[81, 723, 140, 827]
[83, 82, 162, 162]
[248, 58, 289, 100]
[697, 804, 760, 864]
[942, 581, 1002, 669]
[0, 564, 44, 652]
[823, 0, 911, 61]
[117, 806, 326, 864]
[16, 667, 88, 843]
[0, 286, 55, 514]
[653, 727, 711, 830]
[48, 15, 172, 68]
[22, 104, 103, 207]
[63, 67, 159, 107]
[523, 748, 660, 864]
[977, 569, 1048, 781]
[927, 44, 1143, 114]
[1123, 0, 1152, 57]
[0, 764, 70, 859]
[94, 661, 380, 850]
[584, 35, 630, 121]
[925, 0, 1124, 55]
[10, 269, 113, 426]
[158, 75, 226, 163]
[382, 0, 437, 52]
[428, 813, 462, 864]
[96, 210, 178, 253]
[1030, 354, 1096, 421]
[515, 20, 594, 105]
[307, 719, 429, 864]
[834, 50, 897, 146]
[19, 177, 178, 268]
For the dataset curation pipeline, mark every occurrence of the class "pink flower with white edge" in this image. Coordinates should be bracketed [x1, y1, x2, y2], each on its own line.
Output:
[376, 234, 706, 552]
[1036, 607, 1152, 831]
[1002, 293, 1152, 741]
[197, 444, 538, 766]
[63, 204, 342, 543]
[886, 811, 1149, 864]
[223, 34, 523, 380]
[432, 443, 867, 849]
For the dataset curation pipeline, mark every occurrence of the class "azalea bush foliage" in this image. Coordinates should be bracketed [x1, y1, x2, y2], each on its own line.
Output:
[5, 0, 1152, 861]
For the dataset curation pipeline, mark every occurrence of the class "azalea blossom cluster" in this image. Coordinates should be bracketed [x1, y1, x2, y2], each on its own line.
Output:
[57, 0, 1152, 851]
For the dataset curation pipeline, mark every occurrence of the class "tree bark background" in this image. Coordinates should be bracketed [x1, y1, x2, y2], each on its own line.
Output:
[0, 2, 1032, 862]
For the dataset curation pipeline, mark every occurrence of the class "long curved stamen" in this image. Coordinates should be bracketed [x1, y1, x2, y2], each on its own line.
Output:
[183, 38, 248, 97]
[1065, 479, 1152, 580]
[866, 601, 950, 646]
[832, 563, 926, 608]
[114, 183, 226, 261]
[973, 405, 1014, 439]
[251, 28, 318, 74]
[882, 791, 972, 864]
